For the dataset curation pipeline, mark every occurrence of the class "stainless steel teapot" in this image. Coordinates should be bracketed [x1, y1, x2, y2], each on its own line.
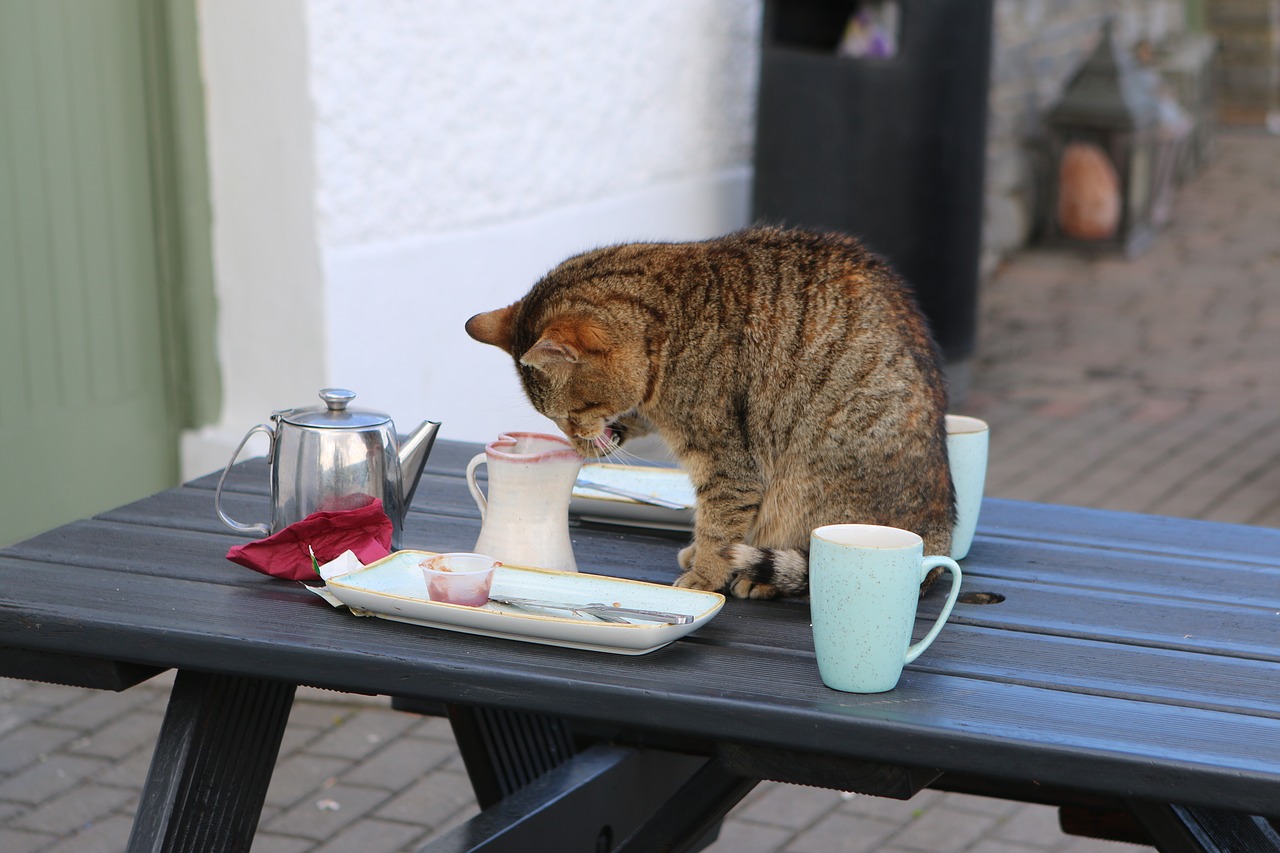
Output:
[215, 388, 440, 550]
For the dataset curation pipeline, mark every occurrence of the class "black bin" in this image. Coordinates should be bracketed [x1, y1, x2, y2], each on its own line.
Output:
[752, 0, 993, 380]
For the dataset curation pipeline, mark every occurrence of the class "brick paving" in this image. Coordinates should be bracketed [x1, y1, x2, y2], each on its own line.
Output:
[2, 130, 1277, 852]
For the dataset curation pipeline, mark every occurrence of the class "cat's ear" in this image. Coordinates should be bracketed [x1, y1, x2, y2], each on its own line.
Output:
[465, 303, 519, 354]
[519, 317, 610, 373]
[521, 337, 579, 369]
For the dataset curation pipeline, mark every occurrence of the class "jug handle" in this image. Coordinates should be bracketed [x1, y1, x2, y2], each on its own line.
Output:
[215, 423, 275, 536]
[465, 452, 488, 520]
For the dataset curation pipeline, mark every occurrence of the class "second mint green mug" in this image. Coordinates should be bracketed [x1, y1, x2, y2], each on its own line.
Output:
[945, 414, 989, 560]
[809, 524, 963, 693]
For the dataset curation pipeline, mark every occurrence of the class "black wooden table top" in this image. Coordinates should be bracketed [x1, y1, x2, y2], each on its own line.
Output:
[3, 439, 1279, 820]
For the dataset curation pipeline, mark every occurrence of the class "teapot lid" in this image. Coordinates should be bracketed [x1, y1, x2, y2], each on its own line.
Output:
[278, 388, 391, 429]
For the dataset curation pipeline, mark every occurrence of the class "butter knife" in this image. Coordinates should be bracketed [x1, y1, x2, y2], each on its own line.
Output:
[488, 593, 694, 625]
[574, 479, 691, 510]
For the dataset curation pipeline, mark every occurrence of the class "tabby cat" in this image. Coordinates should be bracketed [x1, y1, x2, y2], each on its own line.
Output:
[465, 226, 954, 599]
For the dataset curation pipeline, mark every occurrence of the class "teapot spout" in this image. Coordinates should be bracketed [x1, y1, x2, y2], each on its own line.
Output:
[398, 420, 441, 513]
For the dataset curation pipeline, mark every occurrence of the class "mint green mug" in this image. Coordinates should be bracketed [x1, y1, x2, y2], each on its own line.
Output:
[809, 524, 963, 693]
[945, 414, 989, 560]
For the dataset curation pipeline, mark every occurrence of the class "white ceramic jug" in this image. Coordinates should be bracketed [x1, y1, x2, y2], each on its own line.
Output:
[465, 433, 584, 572]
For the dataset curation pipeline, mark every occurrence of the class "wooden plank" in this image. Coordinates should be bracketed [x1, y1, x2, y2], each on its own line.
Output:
[193, 450, 1280, 614]
[963, 537, 1280, 610]
[191, 441, 1280, 549]
[6, 505, 1279, 713]
[13, 508, 682, 593]
[28, 508, 1276, 691]
[979, 498, 1280, 567]
[676, 596, 1280, 720]
[0, 648, 166, 691]
[87, 481, 690, 586]
[944, 575, 1280, 662]
[196, 451, 1280, 599]
[6, 539, 1273, 759]
[717, 742, 939, 797]
[10, 486, 1279, 708]
[4, 519, 287, 587]
[924, 625, 1280, 719]
[3, 551, 1279, 814]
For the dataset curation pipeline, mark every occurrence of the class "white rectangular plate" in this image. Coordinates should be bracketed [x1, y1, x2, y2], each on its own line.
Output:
[571, 464, 696, 531]
[311, 550, 723, 655]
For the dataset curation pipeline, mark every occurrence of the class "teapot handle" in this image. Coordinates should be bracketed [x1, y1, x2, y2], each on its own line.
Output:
[215, 424, 275, 536]
[465, 452, 488, 520]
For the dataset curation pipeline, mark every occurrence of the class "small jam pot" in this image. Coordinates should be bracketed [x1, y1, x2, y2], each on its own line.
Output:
[419, 552, 498, 607]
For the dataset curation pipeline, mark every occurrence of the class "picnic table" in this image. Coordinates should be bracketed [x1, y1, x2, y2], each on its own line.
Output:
[1, 438, 1278, 852]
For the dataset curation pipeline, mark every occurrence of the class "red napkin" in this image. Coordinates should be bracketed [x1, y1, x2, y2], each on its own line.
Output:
[226, 499, 393, 581]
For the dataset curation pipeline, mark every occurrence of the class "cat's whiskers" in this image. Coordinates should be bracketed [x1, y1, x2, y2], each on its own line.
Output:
[601, 442, 646, 466]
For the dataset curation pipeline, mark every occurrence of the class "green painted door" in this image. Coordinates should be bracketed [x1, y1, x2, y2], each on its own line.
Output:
[0, 0, 210, 546]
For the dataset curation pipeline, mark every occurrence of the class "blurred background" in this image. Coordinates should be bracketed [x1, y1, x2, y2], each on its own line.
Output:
[1, 0, 1274, 546]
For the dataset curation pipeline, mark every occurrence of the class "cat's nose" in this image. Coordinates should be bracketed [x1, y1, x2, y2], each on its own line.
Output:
[573, 425, 609, 442]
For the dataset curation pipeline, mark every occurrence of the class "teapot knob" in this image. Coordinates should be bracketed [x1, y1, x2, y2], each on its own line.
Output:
[319, 388, 356, 411]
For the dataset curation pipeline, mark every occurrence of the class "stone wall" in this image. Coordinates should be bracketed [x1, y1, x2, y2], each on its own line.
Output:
[1207, 0, 1280, 124]
[983, 0, 1189, 276]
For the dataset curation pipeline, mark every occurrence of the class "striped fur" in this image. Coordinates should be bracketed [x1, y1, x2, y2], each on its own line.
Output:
[465, 226, 954, 599]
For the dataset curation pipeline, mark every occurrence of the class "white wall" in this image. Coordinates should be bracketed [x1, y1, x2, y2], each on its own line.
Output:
[184, 0, 326, 479]
[321, 172, 752, 443]
[186, 0, 762, 477]
[309, 1, 760, 244]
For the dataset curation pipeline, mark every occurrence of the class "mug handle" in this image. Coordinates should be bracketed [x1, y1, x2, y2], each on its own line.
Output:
[904, 556, 963, 664]
[465, 453, 488, 520]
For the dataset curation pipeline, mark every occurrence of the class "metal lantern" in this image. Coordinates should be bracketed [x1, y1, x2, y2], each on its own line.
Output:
[1042, 22, 1180, 257]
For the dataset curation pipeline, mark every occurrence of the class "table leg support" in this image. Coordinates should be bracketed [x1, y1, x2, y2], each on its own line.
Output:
[420, 744, 720, 853]
[613, 753, 757, 853]
[127, 670, 296, 853]
[1125, 801, 1280, 853]
[445, 704, 579, 809]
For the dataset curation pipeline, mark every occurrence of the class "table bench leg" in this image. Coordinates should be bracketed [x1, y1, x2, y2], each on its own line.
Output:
[613, 753, 757, 853]
[419, 744, 748, 853]
[445, 704, 579, 809]
[127, 670, 295, 853]
[1126, 801, 1280, 853]
[440, 707, 756, 851]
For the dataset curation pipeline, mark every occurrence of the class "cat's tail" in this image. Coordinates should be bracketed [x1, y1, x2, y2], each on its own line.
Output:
[725, 544, 809, 597]
[727, 542, 944, 599]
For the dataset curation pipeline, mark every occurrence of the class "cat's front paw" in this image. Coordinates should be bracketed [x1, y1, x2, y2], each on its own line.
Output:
[673, 569, 724, 592]
[677, 543, 696, 570]
[675, 545, 736, 591]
